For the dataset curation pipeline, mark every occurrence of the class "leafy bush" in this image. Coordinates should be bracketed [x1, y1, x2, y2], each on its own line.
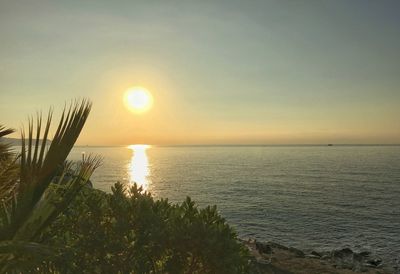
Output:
[43, 183, 249, 274]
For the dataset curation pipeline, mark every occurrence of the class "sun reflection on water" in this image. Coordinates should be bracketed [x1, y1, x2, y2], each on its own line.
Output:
[127, 144, 151, 190]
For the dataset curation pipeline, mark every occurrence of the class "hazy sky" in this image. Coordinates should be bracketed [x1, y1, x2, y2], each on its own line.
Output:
[1, 0, 399, 145]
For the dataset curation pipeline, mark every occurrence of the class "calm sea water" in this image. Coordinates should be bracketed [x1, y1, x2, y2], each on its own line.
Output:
[69, 145, 400, 266]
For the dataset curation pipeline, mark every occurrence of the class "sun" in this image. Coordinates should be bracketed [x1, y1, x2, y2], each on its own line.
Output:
[124, 87, 153, 113]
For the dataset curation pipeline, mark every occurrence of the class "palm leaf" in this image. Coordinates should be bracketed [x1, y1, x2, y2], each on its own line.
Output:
[13, 155, 102, 241]
[11, 99, 92, 238]
[0, 240, 59, 273]
[0, 126, 15, 161]
[0, 126, 14, 138]
[0, 126, 18, 214]
[0, 99, 102, 272]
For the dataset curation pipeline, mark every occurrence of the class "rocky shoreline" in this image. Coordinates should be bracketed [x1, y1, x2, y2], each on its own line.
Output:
[243, 239, 397, 274]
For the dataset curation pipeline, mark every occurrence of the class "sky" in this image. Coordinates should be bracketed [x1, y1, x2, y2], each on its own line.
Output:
[1, 0, 399, 145]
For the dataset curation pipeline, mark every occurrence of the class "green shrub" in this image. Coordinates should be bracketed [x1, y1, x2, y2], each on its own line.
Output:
[42, 183, 249, 274]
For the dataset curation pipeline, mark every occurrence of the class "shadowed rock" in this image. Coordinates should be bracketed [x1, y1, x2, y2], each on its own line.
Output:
[256, 242, 272, 255]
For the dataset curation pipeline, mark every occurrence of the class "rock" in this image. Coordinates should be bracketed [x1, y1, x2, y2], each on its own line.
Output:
[352, 253, 368, 272]
[288, 247, 305, 258]
[331, 248, 355, 270]
[352, 252, 364, 263]
[267, 241, 289, 250]
[363, 262, 377, 268]
[358, 251, 371, 257]
[244, 239, 393, 273]
[305, 254, 321, 259]
[310, 250, 322, 258]
[255, 242, 272, 255]
[329, 247, 385, 271]
[257, 258, 271, 265]
[332, 247, 354, 259]
[365, 258, 382, 268]
[246, 245, 253, 253]
[332, 247, 353, 259]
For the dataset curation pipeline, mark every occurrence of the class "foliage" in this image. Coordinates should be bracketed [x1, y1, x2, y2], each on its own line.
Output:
[0, 100, 101, 273]
[43, 183, 250, 274]
[0, 126, 18, 203]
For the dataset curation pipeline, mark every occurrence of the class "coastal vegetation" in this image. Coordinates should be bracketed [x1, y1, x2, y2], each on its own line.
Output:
[0, 100, 248, 273]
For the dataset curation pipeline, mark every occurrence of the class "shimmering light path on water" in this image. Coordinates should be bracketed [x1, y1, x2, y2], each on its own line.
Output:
[127, 144, 151, 190]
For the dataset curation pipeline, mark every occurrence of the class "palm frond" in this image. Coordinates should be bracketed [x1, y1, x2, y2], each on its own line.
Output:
[0, 157, 19, 204]
[0, 99, 102, 272]
[0, 126, 15, 161]
[13, 154, 102, 241]
[0, 240, 59, 273]
[0, 126, 14, 138]
[12, 99, 92, 237]
[0, 126, 18, 214]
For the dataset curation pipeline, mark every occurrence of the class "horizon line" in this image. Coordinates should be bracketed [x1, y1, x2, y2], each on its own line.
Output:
[74, 143, 400, 148]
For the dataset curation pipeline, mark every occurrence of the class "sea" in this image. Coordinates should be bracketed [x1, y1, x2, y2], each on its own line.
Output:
[68, 145, 400, 267]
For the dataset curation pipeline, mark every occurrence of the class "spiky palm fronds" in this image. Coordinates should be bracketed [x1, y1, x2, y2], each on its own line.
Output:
[11, 99, 92, 239]
[0, 126, 14, 139]
[0, 126, 18, 206]
[0, 99, 101, 273]
[0, 125, 15, 163]
[13, 155, 102, 241]
[0, 241, 59, 273]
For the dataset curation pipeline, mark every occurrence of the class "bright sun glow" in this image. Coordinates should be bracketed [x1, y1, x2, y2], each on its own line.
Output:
[124, 87, 153, 113]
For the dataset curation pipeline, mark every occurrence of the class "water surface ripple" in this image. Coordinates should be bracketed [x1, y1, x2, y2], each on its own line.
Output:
[69, 145, 400, 266]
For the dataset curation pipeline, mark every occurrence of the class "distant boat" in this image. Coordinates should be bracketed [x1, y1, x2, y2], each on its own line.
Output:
[327, 144, 333, 146]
